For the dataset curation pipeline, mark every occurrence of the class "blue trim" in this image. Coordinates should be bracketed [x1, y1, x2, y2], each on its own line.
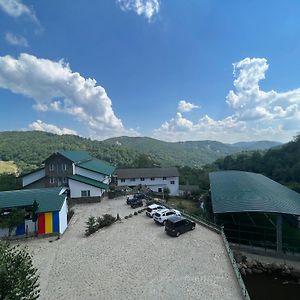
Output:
[52, 211, 60, 233]
[16, 223, 25, 235]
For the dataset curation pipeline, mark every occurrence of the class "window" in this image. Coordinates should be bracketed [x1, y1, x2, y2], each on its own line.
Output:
[170, 180, 175, 184]
[62, 163, 67, 171]
[140, 177, 145, 181]
[81, 190, 91, 197]
[63, 177, 68, 183]
[49, 177, 55, 184]
[150, 177, 155, 181]
[130, 178, 136, 182]
[49, 163, 54, 171]
[121, 179, 125, 183]
[163, 177, 166, 180]
[158, 188, 162, 192]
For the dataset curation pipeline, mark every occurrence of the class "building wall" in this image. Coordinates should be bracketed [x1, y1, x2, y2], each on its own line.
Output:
[68, 179, 104, 198]
[44, 153, 73, 187]
[22, 168, 46, 187]
[117, 176, 179, 196]
[23, 177, 47, 189]
[59, 199, 68, 234]
[75, 166, 108, 182]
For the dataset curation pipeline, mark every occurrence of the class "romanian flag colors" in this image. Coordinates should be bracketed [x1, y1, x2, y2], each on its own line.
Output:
[38, 211, 60, 234]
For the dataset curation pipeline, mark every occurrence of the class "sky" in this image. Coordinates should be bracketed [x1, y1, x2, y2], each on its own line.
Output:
[0, 0, 300, 143]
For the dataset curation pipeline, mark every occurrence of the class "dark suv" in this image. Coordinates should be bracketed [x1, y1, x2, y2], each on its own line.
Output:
[126, 193, 144, 205]
[165, 216, 196, 237]
[131, 198, 143, 208]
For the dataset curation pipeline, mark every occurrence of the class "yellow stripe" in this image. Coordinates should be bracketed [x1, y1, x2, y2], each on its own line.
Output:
[45, 212, 53, 234]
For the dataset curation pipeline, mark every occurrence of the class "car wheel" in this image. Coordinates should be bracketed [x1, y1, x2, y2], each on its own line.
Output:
[191, 225, 195, 230]
[163, 220, 167, 226]
[176, 231, 180, 237]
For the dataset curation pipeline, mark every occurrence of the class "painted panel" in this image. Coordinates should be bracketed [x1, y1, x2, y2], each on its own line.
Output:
[38, 213, 45, 234]
[52, 211, 60, 233]
[16, 223, 25, 236]
[59, 199, 68, 234]
[45, 212, 53, 234]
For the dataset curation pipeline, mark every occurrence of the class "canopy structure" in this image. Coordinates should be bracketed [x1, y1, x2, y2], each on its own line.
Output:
[209, 171, 300, 215]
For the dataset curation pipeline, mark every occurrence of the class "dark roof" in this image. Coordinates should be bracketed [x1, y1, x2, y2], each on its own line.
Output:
[58, 150, 92, 163]
[209, 171, 300, 215]
[76, 159, 115, 176]
[0, 187, 66, 213]
[116, 167, 179, 179]
[68, 174, 108, 189]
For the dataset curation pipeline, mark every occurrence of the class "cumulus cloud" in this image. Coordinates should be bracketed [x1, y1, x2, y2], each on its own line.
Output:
[0, 53, 139, 139]
[154, 57, 300, 143]
[116, 0, 160, 21]
[178, 100, 199, 112]
[29, 120, 77, 135]
[5, 32, 28, 47]
[0, 0, 38, 22]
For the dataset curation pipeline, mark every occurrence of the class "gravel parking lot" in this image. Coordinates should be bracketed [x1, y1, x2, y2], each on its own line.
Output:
[18, 197, 242, 300]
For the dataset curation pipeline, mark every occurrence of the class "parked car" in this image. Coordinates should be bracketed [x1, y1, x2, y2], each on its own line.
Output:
[153, 209, 181, 225]
[126, 193, 144, 205]
[146, 204, 166, 217]
[165, 216, 196, 237]
[131, 199, 143, 208]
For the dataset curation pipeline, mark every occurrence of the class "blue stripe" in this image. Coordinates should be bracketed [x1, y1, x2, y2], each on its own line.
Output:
[16, 223, 25, 235]
[52, 211, 60, 233]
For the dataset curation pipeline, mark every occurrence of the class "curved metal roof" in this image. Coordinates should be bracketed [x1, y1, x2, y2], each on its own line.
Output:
[209, 171, 300, 215]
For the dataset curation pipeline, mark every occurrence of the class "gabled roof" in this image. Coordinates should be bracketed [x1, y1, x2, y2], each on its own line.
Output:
[68, 174, 108, 189]
[116, 167, 179, 179]
[76, 159, 115, 176]
[0, 187, 66, 213]
[209, 171, 300, 215]
[58, 150, 92, 163]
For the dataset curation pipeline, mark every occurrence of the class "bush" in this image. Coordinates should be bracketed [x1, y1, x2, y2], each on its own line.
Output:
[134, 211, 138, 216]
[85, 216, 97, 236]
[138, 210, 142, 213]
[128, 214, 133, 218]
[101, 214, 116, 227]
[124, 216, 129, 219]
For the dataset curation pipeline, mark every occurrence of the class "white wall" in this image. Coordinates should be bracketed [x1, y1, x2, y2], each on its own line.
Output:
[117, 176, 179, 196]
[75, 166, 110, 183]
[68, 179, 104, 198]
[59, 198, 68, 234]
[22, 168, 45, 187]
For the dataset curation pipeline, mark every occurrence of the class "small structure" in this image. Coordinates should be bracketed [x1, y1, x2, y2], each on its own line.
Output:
[0, 187, 68, 238]
[115, 167, 179, 196]
[22, 150, 115, 201]
[209, 170, 300, 253]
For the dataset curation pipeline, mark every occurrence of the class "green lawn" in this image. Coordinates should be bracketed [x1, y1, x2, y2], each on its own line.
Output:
[167, 197, 200, 215]
[0, 161, 18, 174]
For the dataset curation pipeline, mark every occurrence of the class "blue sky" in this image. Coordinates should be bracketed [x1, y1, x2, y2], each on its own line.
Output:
[1, 0, 300, 143]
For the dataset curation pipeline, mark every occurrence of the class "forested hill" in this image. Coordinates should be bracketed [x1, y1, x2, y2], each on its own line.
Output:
[0, 131, 280, 172]
[214, 135, 300, 192]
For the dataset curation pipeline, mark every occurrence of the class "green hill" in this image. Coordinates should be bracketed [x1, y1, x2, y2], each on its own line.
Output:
[0, 131, 281, 173]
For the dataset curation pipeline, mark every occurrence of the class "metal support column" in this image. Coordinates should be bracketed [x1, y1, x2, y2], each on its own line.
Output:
[276, 214, 282, 253]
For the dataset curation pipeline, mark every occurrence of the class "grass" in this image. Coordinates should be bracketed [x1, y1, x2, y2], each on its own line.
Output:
[167, 197, 200, 215]
[0, 161, 18, 174]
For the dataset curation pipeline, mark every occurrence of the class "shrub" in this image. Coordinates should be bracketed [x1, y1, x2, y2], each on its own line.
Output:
[134, 211, 138, 216]
[85, 216, 97, 236]
[101, 214, 116, 227]
[124, 216, 128, 219]
[128, 213, 133, 218]
[138, 210, 142, 213]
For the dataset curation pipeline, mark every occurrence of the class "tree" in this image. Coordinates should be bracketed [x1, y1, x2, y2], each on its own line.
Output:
[0, 208, 24, 236]
[31, 201, 39, 235]
[163, 187, 170, 201]
[0, 242, 40, 299]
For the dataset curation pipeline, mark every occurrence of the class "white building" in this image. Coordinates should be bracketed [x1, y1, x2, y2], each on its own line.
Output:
[22, 151, 115, 201]
[116, 167, 179, 196]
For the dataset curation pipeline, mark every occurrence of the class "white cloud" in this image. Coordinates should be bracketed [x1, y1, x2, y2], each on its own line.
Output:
[116, 0, 160, 21]
[29, 120, 77, 135]
[0, 53, 139, 139]
[5, 32, 28, 47]
[154, 57, 300, 143]
[0, 0, 38, 22]
[178, 100, 199, 112]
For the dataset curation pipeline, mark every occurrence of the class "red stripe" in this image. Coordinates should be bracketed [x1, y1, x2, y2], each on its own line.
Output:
[38, 213, 45, 234]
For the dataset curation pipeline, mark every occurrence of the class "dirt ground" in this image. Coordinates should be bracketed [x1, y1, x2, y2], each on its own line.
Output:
[17, 196, 242, 300]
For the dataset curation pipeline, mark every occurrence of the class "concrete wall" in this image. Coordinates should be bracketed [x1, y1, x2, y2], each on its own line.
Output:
[117, 176, 179, 196]
[59, 198, 68, 234]
[68, 179, 104, 198]
[23, 168, 46, 187]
